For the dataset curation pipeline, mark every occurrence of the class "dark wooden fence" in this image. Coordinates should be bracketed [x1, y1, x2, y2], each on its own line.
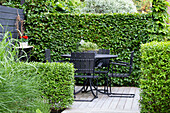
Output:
[0, 5, 24, 42]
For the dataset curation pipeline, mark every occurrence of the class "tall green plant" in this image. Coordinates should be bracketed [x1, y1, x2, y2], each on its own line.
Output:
[151, 0, 170, 40]
[0, 31, 50, 113]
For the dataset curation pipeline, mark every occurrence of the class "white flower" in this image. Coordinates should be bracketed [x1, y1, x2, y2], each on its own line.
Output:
[80, 40, 85, 45]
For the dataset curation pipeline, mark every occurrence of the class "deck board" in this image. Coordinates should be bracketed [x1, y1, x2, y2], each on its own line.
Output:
[62, 86, 140, 113]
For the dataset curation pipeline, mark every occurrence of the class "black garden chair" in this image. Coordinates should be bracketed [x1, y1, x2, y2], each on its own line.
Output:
[71, 52, 99, 102]
[45, 49, 67, 63]
[107, 51, 135, 98]
[94, 49, 110, 93]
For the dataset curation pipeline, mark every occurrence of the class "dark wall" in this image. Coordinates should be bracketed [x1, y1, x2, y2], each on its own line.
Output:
[0, 5, 24, 41]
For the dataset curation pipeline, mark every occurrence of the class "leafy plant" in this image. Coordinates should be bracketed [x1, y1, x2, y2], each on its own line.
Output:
[34, 62, 75, 110]
[80, 0, 137, 13]
[132, 0, 152, 13]
[0, 31, 50, 113]
[140, 41, 170, 113]
[78, 40, 98, 52]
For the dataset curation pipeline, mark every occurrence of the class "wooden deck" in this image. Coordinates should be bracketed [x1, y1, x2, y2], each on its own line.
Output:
[62, 86, 140, 113]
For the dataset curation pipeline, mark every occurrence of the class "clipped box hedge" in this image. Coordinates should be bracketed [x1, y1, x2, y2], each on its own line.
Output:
[20, 62, 75, 111]
[34, 62, 75, 110]
[140, 41, 170, 113]
[26, 13, 165, 86]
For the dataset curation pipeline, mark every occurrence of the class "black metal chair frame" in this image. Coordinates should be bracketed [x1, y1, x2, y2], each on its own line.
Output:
[107, 51, 135, 98]
[94, 49, 110, 94]
[71, 52, 99, 102]
[45, 49, 68, 63]
[45, 49, 52, 63]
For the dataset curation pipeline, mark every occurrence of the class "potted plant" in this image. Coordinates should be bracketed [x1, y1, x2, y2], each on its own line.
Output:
[17, 29, 28, 47]
[77, 40, 98, 53]
[15, 11, 28, 47]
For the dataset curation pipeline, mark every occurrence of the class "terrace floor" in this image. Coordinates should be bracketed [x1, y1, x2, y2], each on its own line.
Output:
[62, 86, 140, 113]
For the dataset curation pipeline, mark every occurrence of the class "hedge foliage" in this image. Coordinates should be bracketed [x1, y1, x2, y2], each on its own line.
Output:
[0, 32, 74, 111]
[7, 61, 74, 111]
[140, 41, 170, 113]
[2, 0, 169, 86]
[33, 62, 75, 110]
[26, 13, 165, 86]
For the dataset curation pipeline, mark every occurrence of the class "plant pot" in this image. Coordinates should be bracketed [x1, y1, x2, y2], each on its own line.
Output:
[19, 42, 28, 47]
[85, 50, 97, 55]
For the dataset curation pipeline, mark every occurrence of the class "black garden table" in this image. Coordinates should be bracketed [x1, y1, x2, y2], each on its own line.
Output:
[61, 54, 118, 59]
[61, 53, 118, 95]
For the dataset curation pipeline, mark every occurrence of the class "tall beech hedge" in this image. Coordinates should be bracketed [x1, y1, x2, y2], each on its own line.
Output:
[140, 41, 170, 113]
[26, 13, 165, 86]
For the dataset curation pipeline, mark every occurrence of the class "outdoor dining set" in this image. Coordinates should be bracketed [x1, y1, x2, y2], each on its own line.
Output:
[45, 49, 135, 102]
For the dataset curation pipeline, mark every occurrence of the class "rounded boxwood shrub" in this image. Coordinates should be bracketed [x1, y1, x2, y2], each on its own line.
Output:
[140, 41, 170, 113]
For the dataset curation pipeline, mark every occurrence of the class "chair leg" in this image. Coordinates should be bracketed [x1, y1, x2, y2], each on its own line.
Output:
[74, 78, 98, 102]
[74, 85, 76, 98]
[82, 79, 89, 93]
[74, 79, 88, 95]
[89, 78, 98, 98]
[104, 74, 109, 93]
[109, 77, 111, 95]
[106, 75, 108, 94]
[96, 78, 98, 98]
[108, 77, 135, 98]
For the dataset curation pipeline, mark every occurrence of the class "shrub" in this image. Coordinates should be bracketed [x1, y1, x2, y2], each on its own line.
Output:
[34, 62, 75, 110]
[26, 13, 166, 86]
[0, 31, 75, 112]
[140, 41, 170, 113]
[0, 32, 51, 113]
[80, 0, 137, 13]
[78, 40, 98, 52]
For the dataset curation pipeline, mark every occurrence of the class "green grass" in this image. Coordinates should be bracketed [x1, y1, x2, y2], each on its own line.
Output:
[0, 30, 50, 113]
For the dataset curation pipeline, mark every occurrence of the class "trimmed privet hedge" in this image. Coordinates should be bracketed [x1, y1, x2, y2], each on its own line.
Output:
[26, 13, 165, 86]
[34, 62, 75, 110]
[140, 41, 170, 113]
[19, 62, 74, 111]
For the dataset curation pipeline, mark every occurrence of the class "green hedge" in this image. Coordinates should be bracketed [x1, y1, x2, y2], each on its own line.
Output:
[26, 13, 165, 86]
[16, 62, 74, 111]
[33, 62, 75, 110]
[0, 35, 51, 113]
[0, 33, 74, 112]
[2, 0, 169, 87]
[140, 41, 170, 113]
[0, 62, 51, 113]
[1, 61, 74, 112]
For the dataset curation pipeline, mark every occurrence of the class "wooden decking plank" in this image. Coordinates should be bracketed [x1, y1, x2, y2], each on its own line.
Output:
[108, 87, 123, 109]
[101, 87, 119, 109]
[78, 93, 95, 108]
[62, 86, 140, 113]
[115, 87, 129, 110]
[124, 87, 136, 110]
[92, 94, 106, 109]
[131, 88, 140, 110]
[87, 88, 104, 108]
